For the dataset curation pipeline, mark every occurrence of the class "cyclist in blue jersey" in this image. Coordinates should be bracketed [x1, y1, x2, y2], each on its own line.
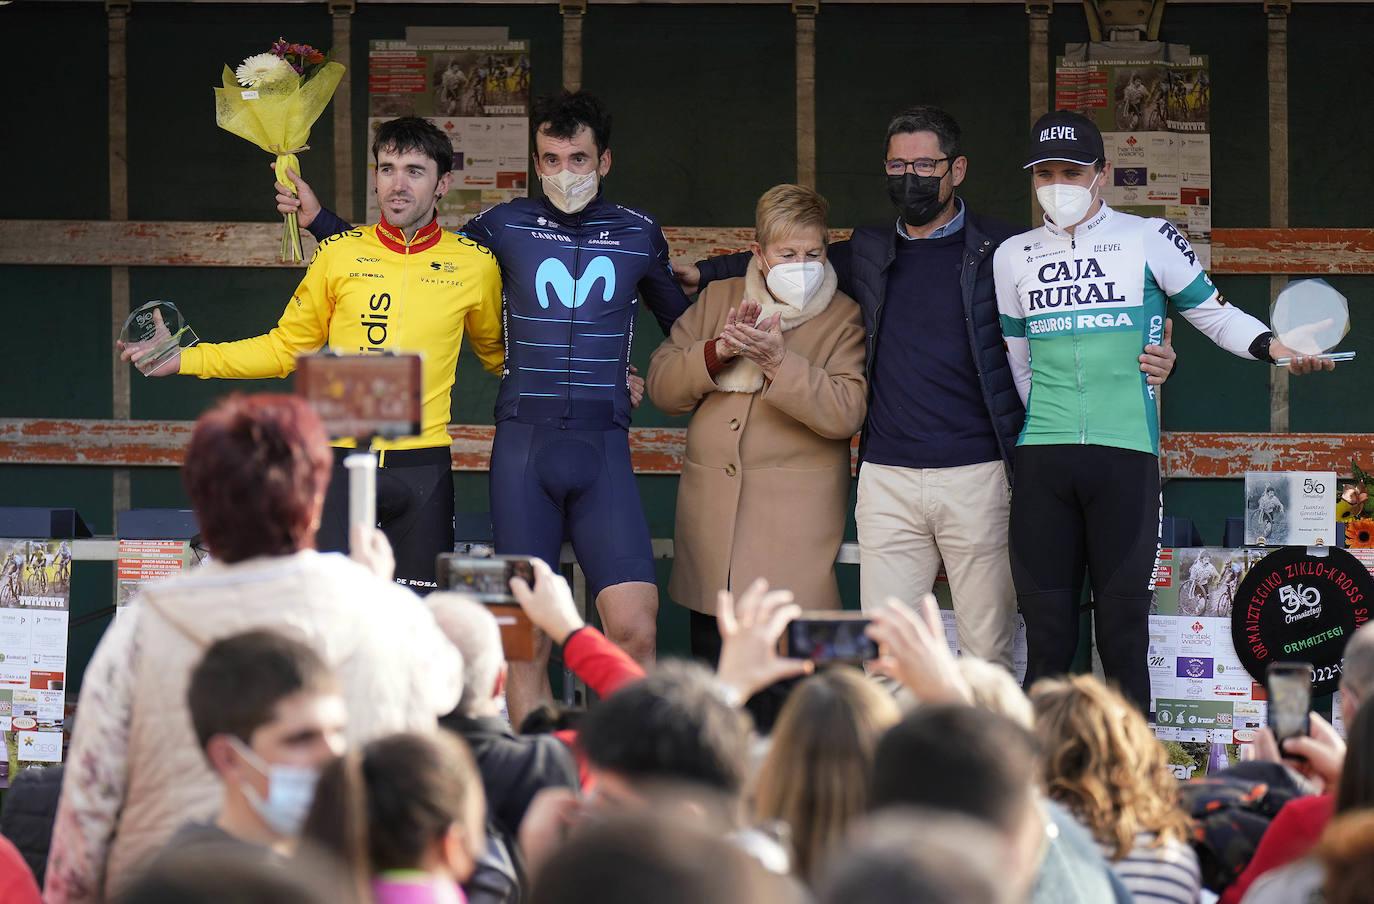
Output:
[283, 92, 691, 723]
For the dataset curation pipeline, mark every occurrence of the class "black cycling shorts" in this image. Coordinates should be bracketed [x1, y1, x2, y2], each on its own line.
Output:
[489, 420, 655, 599]
[1009, 443, 1161, 708]
[317, 446, 454, 592]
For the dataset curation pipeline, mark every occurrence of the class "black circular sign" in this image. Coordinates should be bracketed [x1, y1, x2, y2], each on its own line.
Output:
[1230, 546, 1373, 695]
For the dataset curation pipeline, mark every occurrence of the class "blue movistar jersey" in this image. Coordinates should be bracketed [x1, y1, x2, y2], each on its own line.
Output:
[461, 192, 690, 428]
[309, 192, 690, 430]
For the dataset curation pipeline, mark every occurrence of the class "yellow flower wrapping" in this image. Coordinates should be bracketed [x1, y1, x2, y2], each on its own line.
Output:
[214, 61, 345, 261]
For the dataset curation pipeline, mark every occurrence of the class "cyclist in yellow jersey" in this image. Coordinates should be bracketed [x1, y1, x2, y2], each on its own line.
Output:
[118, 118, 504, 589]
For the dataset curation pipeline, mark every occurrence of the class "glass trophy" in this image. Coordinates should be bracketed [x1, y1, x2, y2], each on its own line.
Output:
[119, 300, 198, 376]
[1269, 279, 1355, 365]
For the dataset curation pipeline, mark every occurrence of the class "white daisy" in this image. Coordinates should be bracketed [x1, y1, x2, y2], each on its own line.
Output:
[235, 53, 294, 88]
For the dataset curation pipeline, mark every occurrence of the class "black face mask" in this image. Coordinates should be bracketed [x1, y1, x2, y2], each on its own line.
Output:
[886, 172, 947, 228]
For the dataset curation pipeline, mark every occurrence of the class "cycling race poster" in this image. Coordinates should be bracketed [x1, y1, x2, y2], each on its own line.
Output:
[368, 39, 531, 228]
[1056, 56, 1212, 266]
[0, 539, 71, 783]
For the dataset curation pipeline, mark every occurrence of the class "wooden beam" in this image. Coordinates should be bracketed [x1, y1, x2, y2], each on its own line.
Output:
[3, 419, 1370, 480]
[1268, 4, 1291, 432]
[8, 222, 1374, 273]
[1160, 432, 1374, 479]
[794, 3, 818, 188]
[108, 1, 133, 518]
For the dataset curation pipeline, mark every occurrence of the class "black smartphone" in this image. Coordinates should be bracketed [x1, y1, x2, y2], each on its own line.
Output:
[296, 352, 422, 441]
[781, 613, 878, 664]
[435, 554, 538, 661]
[1266, 660, 1313, 753]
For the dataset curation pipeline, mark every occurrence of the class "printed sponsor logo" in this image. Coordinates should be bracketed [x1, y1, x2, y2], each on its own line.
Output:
[1116, 167, 1147, 186]
[535, 256, 617, 310]
[1178, 656, 1214, 679]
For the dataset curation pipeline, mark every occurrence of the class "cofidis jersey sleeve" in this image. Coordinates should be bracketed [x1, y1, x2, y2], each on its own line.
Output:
[1142, 217, 1266, 358]
[179, 238, 339, 378]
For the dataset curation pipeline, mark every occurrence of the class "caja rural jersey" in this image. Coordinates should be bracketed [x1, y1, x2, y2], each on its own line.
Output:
[995, 204, 1268, 455]
[180, 218, 504, 451]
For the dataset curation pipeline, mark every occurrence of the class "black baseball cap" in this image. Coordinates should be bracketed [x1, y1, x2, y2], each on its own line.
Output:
[1024, 110, 1104, 168]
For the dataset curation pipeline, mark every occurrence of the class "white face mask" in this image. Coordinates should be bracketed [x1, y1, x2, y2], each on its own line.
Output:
[230, 737, 321, 839]
[540, 168, 599, 215]
[764, 260, 825, 309]
[1036, 171, 1101, 229]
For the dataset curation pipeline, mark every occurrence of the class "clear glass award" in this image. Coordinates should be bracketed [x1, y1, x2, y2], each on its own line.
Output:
[1270, 279, 1355, 365]
[119, 300, 198, 376]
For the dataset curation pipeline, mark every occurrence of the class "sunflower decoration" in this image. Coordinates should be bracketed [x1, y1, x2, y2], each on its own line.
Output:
[1337, 459, 1371, 524]
[1348, 519, 1374, 549]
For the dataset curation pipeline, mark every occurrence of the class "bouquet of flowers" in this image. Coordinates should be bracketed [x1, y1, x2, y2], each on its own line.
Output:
[214, 39, 345, 262]
[1340, 459, 1373, 548]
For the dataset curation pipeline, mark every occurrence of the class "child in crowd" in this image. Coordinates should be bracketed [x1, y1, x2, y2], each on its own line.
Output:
[303, 732, 487, 904]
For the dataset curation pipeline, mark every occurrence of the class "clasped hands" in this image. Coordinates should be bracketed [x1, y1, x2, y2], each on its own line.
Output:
[715, 298, 786, 377]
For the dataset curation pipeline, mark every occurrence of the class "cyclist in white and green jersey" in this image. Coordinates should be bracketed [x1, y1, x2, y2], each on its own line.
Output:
[994, 110, 1333, 708]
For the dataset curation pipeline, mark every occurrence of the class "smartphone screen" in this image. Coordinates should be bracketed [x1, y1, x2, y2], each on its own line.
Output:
[435, 555, 534, 603]
[1266, 661, 1313, 747]
[296, 353, 422, 440]
[784, 616, 878, 663]
[435, 555, 538, 661]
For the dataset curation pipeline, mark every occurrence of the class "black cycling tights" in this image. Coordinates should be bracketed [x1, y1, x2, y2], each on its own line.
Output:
[1010, 444, 1161, 710]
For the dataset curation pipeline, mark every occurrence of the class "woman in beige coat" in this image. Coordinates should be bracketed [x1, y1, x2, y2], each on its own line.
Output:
[647, 184, 866, 660]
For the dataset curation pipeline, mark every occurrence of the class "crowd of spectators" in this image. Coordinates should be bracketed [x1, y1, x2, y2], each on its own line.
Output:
[5, 310, 1365, 903]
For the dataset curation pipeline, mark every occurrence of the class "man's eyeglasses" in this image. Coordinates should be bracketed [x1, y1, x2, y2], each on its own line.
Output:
[884, 157, 952, 177]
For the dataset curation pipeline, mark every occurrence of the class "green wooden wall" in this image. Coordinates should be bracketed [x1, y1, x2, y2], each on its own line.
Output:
[1, 2, 1369, 688]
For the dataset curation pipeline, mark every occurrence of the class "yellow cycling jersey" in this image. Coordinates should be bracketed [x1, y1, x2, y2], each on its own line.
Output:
[180, 217, 504, 451]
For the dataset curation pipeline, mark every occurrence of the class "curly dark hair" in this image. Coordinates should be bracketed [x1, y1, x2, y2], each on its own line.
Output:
[531, 90, 612, 157]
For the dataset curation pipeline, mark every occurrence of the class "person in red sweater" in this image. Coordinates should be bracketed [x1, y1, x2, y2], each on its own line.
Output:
[1223, 624, 1374, 903]
[0, 834, 41, 904]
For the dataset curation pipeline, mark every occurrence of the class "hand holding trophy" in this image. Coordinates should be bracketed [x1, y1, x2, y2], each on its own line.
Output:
[118, 300, 198, 376]
[1267, 279, 1353, 373]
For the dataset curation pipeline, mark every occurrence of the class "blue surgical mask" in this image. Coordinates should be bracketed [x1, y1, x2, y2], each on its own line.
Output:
[229, 736, 321, 838]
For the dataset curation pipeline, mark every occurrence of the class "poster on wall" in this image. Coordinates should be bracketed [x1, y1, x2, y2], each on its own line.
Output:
[1055, 56, 1212, 266]
[116, 540, 194, 609]
[368, 39, 530, 229]
[1243, 471, 1338, 547]
[0, 539, 71, 785]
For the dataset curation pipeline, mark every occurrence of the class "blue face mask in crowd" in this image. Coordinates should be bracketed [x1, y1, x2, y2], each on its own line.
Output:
[228, 736, 321, 838]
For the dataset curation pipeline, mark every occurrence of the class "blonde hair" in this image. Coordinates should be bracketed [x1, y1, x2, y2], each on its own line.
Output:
[751, 667, 900, 883]
[1029, 674, 1191, 860]
[755, 183, 829, 250]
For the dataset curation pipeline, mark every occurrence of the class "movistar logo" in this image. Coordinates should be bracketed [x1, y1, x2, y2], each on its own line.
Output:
[535, 256, 616, 309]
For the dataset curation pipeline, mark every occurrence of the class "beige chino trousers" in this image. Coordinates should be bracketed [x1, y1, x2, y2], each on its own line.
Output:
[856, 459, 1017, 670]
